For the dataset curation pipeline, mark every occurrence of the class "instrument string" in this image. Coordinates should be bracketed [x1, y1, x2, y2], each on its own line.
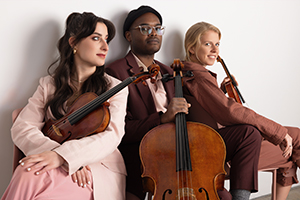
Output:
[68, 77, 134, 124]
[46, 78, 134, 137]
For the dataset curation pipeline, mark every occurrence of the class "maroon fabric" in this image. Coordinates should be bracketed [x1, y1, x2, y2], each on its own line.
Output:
[182, 61, 287, 146]
[217, 189, 232, 200]
[219, 125, 261, 192]
[105, 51, 175, 199]
[181, 60, 300, 188]
[259, 127, 300, 186]
[183, 77, 261, 191]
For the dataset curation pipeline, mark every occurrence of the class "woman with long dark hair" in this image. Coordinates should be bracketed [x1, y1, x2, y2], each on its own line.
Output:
[1, 12, 128, 200]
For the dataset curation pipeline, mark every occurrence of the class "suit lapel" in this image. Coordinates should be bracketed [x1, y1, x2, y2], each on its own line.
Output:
[125, 52, 157, 114]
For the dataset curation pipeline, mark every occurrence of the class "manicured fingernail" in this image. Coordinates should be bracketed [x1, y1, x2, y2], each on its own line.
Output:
[83, 184, 86, 188]
[27, 168, 31, 171]
[87, 181, 91, 185]
[75, 180, 78, 183]
[35, 171, 39, 175]
[80, 183, 83, 187]
[19, 160, 22, 163]
[20, 162, 24, 166]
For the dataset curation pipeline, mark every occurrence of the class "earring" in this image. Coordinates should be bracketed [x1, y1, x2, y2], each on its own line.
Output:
[73, 48, 77, 54]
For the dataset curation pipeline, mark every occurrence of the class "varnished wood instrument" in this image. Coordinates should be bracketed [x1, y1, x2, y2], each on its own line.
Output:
[42, 64, 160, 144]
[217, 56, 245, 104]
[140, 59, 226, 200]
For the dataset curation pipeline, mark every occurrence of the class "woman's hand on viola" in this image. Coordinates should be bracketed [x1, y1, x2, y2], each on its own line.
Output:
[160, 97, 191, 124]
[19, 151, 65, 175]
[280, 133, 293, 158]
[220, 75, 238, 93]
[71, 165, 92, 188]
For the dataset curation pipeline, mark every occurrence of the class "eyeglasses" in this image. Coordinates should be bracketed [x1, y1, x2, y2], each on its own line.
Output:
[131, 25, 165, 36]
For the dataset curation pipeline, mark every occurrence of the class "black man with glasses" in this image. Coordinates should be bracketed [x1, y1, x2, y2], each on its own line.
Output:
[105, 5, 190, 200]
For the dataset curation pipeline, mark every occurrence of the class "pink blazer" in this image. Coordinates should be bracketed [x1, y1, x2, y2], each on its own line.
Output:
[11, 74, 128, 199]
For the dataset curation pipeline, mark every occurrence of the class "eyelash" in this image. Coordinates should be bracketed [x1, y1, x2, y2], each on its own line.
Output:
[92, 36, 108, 42]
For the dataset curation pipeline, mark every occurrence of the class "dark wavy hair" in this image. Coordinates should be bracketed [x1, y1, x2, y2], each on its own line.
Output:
[45, 12, 115, 119]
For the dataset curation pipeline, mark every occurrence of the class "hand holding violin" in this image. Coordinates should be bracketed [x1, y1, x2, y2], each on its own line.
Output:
[217, 56, 245, 104]
[220, 75, 238, 94]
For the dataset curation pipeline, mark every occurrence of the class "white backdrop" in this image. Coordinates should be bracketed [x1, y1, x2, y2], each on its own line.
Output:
[1, 0, 299, 198]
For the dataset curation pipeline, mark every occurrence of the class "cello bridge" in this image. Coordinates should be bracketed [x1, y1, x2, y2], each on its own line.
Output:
[176, 187, 196, 199]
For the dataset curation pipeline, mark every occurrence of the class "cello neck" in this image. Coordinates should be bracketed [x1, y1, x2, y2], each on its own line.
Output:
[172, 59, 192, 171]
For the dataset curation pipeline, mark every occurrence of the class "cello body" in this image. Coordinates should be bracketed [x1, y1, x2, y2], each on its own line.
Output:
[140, 122, 226, 199]
[139, 60, 226, 200]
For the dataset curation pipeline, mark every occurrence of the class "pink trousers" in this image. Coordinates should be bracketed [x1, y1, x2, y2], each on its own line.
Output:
[1, 165, 93, 200]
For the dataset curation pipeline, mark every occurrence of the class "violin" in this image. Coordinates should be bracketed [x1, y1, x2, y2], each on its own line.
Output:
[140, 59, 226, 200]
[217, 56, 245, 104]
[42, 64, 160, 144]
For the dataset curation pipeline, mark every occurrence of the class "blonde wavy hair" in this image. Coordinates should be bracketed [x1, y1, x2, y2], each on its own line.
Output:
[184, 22, 221, 61]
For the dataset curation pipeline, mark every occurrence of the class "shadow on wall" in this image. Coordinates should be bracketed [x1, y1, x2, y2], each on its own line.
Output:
[106, 10, 130, 65]
[161, 29, 185, 66]
[8, 19, 61, 109]
[0, 19, 61, 196]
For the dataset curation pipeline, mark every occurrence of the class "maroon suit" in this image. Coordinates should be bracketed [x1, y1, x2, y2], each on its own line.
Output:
[181, 60, 299, 192]
[105, 51, 174, 199]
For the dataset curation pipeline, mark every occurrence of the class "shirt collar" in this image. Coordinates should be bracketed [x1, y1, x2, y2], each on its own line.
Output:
[131, 52, 162, 79]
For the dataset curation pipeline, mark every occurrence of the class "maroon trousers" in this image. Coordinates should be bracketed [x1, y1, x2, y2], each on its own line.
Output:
[219, 125, 262, 192]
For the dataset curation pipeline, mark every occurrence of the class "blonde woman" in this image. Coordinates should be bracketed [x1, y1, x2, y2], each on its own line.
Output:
[181, 21, 300, 200]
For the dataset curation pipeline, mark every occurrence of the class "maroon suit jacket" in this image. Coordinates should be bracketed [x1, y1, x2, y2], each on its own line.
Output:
[105, 51, 175, 145]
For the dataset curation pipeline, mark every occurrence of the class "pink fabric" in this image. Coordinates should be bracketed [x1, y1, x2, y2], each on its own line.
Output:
[7, 74, 127, 199]
[146, 76, 168, 113]
[1, 166, 93, 200]
[132, 53, 168, 113]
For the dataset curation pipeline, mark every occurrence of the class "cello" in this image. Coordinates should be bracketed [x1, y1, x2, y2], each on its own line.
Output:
[216, 56, 245, 104]
[139, 59, 226, 200]
[42, 64, 160, 144]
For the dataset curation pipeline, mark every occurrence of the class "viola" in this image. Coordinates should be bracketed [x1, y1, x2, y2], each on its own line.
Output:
[42, 64, 160, 144]
[140, 59, 226, 200]
[217, 56, 245, 104]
